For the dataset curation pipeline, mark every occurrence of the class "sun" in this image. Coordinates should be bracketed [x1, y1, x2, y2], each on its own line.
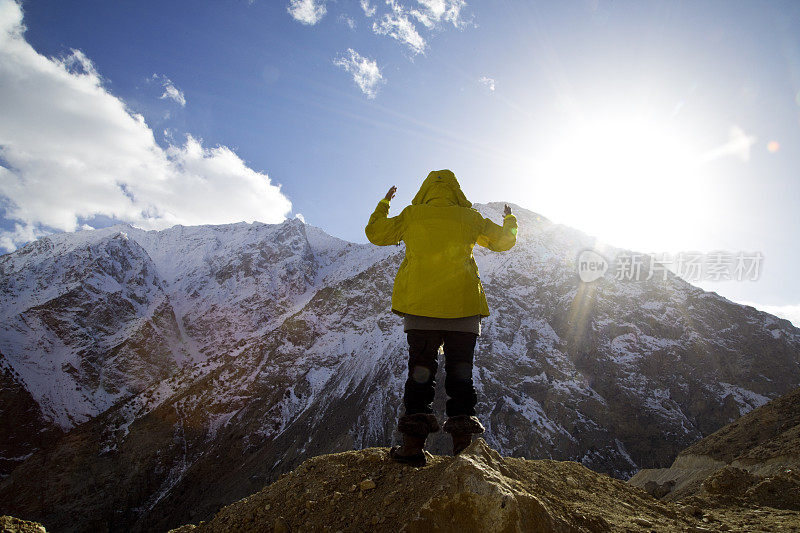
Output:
[530, 113, 713, 253]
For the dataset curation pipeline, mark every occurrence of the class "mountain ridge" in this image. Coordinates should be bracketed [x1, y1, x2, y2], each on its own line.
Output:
[1, 203, 799, 531]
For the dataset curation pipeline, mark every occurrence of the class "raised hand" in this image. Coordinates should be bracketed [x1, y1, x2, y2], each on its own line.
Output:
[385, 186, 397, 201]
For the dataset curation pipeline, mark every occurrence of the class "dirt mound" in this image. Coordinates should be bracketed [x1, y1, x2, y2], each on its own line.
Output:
[168, 439, 800, 532]
[681, 387, 800, 465]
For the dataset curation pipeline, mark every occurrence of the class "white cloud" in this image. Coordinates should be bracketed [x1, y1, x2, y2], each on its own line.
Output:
[373, 1, 426, 55]
[151, 73, 186, 107]
[0, 221, 46, 253]
[411, 0, 467, 29]
[699, 126, 757, 163]
[294, 213, 305, 223]
[338, 14, 356, 30]
[364, 1, 471, 55]
[0, 0, 291, 252]
[333, 48, 384, 98]
[360, 0, 376, 17]
[160, 79, 186, 107]
[479, 76, 495, 91]
[287, 0, 326, 25]
[738, 301, 800, 328]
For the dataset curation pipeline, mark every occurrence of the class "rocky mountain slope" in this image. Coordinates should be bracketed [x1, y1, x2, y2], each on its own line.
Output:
[1, 203, 800, 531]
[0, 218, 385, 476]
[629, 386, 800, 507]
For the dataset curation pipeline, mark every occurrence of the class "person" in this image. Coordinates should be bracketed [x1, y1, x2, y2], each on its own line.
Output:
[364, 169, 518, 466]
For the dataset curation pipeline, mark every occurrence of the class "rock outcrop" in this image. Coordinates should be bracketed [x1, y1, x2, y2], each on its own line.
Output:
[168, 439, 800, 532]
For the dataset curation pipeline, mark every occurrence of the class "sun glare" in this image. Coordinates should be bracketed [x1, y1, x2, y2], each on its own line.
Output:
[531, 115, 714, 253]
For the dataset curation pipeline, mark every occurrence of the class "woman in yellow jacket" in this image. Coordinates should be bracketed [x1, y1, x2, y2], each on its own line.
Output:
[365, 169, 518, 466]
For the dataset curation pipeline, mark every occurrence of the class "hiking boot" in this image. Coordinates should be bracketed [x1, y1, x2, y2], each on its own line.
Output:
[390, 413, 440, 467]
[443, 415, 485, 456]
[389, 434, 427, 467]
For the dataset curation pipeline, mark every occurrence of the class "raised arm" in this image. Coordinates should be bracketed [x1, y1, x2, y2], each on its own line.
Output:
[476, 204, 517, 252]
[365, 186, 405, 246]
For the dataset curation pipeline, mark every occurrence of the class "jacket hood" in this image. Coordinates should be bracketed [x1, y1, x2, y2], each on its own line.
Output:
[411, 169, 472, 207]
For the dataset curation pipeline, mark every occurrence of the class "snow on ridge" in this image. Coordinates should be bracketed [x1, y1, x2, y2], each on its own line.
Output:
[3, 199, 800, 488]
[718, 382, 771, 416]
[0, 217, 336, 431]
[2, 219, 309, 283]
[3, 223, 136, 263]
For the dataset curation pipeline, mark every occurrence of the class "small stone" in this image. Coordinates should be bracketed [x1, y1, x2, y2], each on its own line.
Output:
[702, 517, 709, 523]
[632, 517, 653, 527]
[683, 505, 702, 517]
[349, 484, 357, 492]
[332, 491, 343, 500]
[360, 479, 376, 491]
[306, 500, 316, 509]
[264, 504, 271, 511]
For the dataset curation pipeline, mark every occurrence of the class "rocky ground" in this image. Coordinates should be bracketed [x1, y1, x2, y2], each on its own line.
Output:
[166, 439, 800, 533]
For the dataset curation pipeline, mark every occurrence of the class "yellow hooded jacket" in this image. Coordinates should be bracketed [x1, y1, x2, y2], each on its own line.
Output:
[365, 170, 518, 318]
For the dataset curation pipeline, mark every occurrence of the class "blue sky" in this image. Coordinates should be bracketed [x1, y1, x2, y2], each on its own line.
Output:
[1, 0, 799, 323]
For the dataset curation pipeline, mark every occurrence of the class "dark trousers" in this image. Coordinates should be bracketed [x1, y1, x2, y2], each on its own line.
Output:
[403, 329, 479, 417]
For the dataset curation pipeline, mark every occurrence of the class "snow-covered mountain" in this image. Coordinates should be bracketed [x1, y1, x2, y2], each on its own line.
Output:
[0, 217, 385, 473]
[1, 203, 799, 531]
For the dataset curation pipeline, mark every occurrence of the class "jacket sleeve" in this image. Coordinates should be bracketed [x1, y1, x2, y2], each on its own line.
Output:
[365, 199, 404, 246]
[476, 213, 517, 252]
